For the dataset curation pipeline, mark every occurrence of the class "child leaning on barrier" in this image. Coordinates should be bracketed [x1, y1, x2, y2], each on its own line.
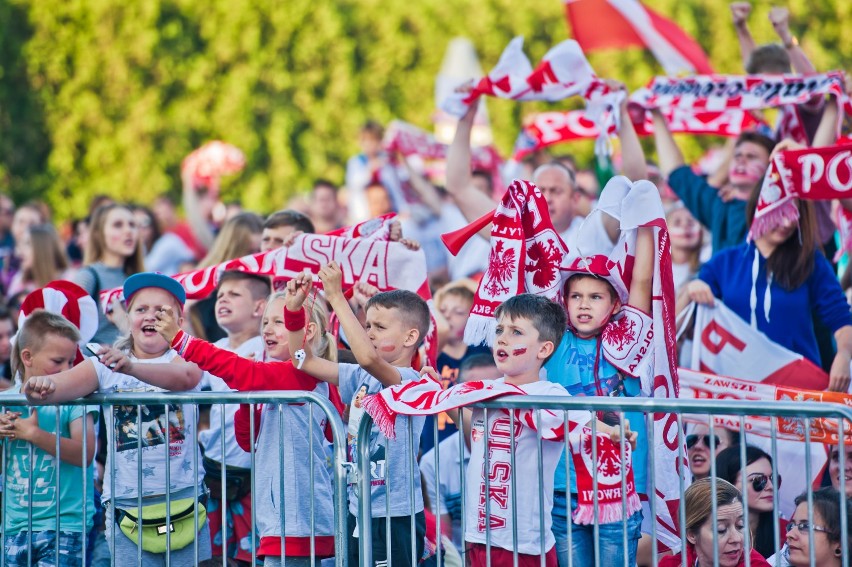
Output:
[544, 226, 655, 567]
[286, 262, 430, 567]
[452, 294, 635, 567]
[22, 272, 211, 567]
[153, 286, 339, 566]
[0, 309, 97, 567]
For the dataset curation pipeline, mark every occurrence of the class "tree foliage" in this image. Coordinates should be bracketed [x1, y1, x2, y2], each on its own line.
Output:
[0, 0, 849, 219]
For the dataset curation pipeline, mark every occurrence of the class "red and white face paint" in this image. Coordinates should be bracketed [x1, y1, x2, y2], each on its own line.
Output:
[728, 141, 770, 188]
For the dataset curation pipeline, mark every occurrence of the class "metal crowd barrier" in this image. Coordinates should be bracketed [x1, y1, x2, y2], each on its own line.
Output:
[356, 396, 852, 567]
[0, 391, 348, 567]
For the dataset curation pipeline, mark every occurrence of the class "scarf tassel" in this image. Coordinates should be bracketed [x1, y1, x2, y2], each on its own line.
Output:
[749, 198, 799, 242]
[571, 491, 642, 526]
[463, 313, 497, 348]
[360, 394, 399, 440]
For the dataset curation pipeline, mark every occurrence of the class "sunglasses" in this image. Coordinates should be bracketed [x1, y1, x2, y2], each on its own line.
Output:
[748, 473, 781, 492]
[686, 434, 720, 449]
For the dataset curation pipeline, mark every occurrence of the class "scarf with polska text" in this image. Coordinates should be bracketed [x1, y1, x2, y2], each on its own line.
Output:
[750, 144, 852, 240]
[444, 179, 566, 347]
[359, 376, 641, 524]
[97, 218, 438, 365]
[441, 37, 623, 156]
[630, 72, 846, 113]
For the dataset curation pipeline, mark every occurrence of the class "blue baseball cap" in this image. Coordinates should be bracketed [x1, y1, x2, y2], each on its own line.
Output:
[123, 273, 186, 306]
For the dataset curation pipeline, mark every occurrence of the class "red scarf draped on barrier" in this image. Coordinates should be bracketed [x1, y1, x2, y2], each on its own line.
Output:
[360, 376, 641, 524]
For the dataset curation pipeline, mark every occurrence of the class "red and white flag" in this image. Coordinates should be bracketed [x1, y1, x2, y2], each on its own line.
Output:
[688, 301, 829, 390]
[564, 0, 713, 75]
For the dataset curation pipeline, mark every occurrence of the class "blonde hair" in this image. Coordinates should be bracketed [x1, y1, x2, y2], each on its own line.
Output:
[84, 204, 145, 275]
[684, 478, 742, 535]
[197, 213, 263, 269]
[267, 291, 337, 362]
[22, 224, 69, 288]
[12, 309, 80, 378]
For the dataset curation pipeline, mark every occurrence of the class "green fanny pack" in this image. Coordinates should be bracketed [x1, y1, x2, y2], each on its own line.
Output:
[115, 496, 207, 554]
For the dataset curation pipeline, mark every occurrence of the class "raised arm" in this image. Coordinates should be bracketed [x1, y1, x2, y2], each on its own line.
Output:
[284, 272, 340, 385]
[627, 227, 654, 314]
[731, 3, 757, 69]
[398, 154, 443, 215]
[319, 262, 402, 386]
[446, 102, 495, 223]
[830, 325, 852, 392]
[651, 109, 685, 178]
[96, 340, 202, 391]
[609, 81, 647, 182]
[768, 7, 816, 76]
[812, 95, 839, 148]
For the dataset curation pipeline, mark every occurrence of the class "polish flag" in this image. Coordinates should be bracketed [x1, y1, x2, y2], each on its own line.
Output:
[564, 0, 713, 75]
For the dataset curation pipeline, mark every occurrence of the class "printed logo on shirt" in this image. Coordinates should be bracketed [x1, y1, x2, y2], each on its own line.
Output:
[564, 347, 595, 373]
[114, 401, 186, 453]
[7, 439, 57, 506]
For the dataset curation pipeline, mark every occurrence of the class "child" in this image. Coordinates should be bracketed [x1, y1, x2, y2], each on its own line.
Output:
[421, 281, 490, 454]
[0, 309, 97, 566]
[153, 286, 338, 566]
[461, 294, 635, 567]
[196, 271, 269, 564]
[22, 272, 211, 566]
[545, 227, 654, 567]
[286, 262, 431, 567]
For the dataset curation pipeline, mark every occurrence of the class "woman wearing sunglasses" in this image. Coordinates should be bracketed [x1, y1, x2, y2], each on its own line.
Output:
[769, 487, 852, 566]
[686, 423, 739, 481]
[716, 446, 784, 560]
[659, 478, 770, 567]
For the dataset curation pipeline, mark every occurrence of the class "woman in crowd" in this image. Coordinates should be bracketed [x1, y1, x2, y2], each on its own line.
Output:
[771, 487, 852, 567]
[716, 445, 784, 559]
[187, 212, 263, 342]
[6, 224, 74, 297]
[74, 204, 145, 346]
[660, 478, 770, 567]
[687, 423, 740, 481]
[667, 203, 704, 293]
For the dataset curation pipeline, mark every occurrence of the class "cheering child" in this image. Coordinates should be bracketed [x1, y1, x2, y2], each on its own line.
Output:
[286, 262, 430, 567]
[153, 286, 338, 566]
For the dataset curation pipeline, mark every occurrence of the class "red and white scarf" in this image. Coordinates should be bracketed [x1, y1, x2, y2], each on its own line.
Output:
[445, 179, 567, 347]
[630, 72, 846, 113]
[360, 376, 640, 523]
[750, 144, 852, 240]
[181, 141, 246, 192]
[441, 37, 623, 156]
[513, 108, 765, 160]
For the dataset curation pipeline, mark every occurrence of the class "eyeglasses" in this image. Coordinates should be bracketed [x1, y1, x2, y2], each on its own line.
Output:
[686, 434, 720, 449]
[786, 521, 831, 535]
[748, 473, 781, 492]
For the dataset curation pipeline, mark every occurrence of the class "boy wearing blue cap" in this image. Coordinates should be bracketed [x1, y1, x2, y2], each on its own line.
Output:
[24, 273, 211, 566]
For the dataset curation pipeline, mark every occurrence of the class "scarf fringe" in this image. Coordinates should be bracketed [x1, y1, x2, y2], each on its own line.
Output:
[464, 313, 497, 347]
[748, 198, 799, 241]
[571, 491, 642, 525]
[360, 394, 398, 440]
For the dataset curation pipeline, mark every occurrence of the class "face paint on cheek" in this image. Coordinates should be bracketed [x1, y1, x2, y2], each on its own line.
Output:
[511, 346, 527, 356]
[379, 345, 396, 353]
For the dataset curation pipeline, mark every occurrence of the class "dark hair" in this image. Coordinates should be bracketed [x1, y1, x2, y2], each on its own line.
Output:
[458, 352, 497, 382]
[566, 273, 618, 302]
[263, 210, 315, 233]
[217, 271, 271, 301]
[312, 179, 338, 195]
[365, 290, 431, 348]
[746, 186, 817, 291]
[793, 487, 852, 558]
[494, 294, 566, 354]
[746, 44, 791, 74]
[716, 445, 776, 559]
[471, 170, 494, 194]
[735, 131, 776, 158]
[360, 120, 384, 139]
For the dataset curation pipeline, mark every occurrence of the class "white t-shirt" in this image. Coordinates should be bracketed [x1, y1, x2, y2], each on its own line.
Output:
[197, 336, 263, 469]
[420, 430, 469, 550]
[464, 379, 582, 555]
[94, 350, 202, 502]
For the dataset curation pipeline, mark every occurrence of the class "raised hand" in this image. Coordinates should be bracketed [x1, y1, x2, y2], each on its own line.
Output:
[730, 2, 752, 27]
[285, 270, 313, 311]
[318, 262, 344, 299]
[153, 305, 181, 344]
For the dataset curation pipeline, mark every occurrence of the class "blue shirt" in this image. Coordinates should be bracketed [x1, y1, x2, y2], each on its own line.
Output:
[699, 242, 852, 367]
[543, 331, 648, 495]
